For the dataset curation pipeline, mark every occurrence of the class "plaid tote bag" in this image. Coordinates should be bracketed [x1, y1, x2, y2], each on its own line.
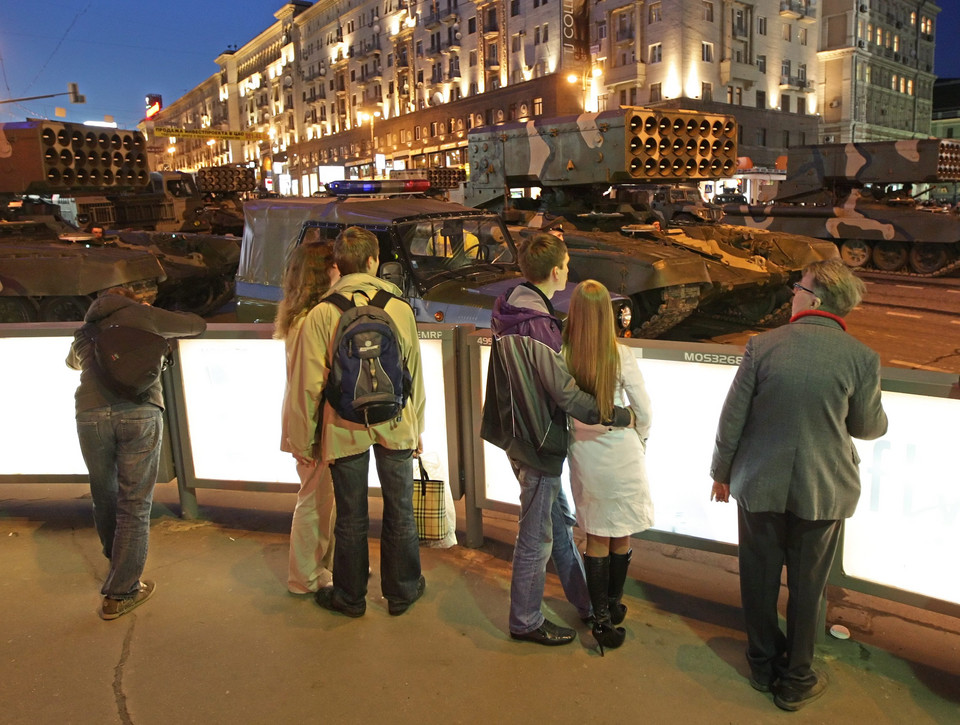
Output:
[413, 458, 448, 541]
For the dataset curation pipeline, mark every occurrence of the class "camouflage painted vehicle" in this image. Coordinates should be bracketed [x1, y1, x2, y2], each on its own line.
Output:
[235, 187, 635, 335]
[0, 218, 165, 323]
[465, 107, 836, 329]
[718, 140, 960, 276]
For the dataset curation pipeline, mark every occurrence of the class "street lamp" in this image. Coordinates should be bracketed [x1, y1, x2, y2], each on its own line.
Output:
[358, 110, 381, 177]
[0, 82, 86, 106]
[566, 66, 603, 113]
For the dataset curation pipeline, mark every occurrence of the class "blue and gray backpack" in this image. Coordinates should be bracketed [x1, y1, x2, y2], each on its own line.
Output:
[323, 289, 412, 426]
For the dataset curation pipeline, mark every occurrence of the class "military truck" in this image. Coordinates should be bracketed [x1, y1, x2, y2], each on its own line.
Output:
[718, 140, 960, 276]
[463, 107, 836, 326]
[235, 181, 637, 334]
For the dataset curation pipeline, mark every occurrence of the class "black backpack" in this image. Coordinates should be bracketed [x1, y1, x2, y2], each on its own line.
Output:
[81, 323, 172, 403]
[323, 289, 412, 426]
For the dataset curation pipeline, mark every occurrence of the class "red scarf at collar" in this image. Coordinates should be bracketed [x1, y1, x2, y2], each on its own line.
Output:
[789, 309, 847, 331]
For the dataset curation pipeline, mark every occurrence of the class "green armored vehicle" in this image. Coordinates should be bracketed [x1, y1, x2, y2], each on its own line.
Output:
[464, 107, 836, 328]
[0, 218, 165, 322]
[718, 140, 960, 276]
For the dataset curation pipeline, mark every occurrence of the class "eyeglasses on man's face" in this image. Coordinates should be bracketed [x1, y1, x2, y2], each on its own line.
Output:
[792, 282, 817, 296]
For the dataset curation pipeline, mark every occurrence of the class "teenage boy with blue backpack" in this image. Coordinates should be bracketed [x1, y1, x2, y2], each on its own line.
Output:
[287, 226, 427, 618]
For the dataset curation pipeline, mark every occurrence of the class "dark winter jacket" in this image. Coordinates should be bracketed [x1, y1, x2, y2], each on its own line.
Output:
[480, 283, 631, 476]
[66, 294, 206, 413]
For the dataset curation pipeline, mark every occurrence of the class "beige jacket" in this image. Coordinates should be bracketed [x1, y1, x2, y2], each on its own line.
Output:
[284, 273, 426, 462]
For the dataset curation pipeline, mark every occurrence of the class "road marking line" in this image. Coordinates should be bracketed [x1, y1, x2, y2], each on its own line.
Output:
[951, 319, 960, 325]
[884, 311, 922, 318]
[894, 284, 924, 290]
[948, 289, 960, 295]
[889, 359, 954, 372]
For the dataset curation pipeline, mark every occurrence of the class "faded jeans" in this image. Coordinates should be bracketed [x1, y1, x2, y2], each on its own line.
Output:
[76, 403, 163, 599]
[509, 458, 592, 634]
[329, 446, 421, 609]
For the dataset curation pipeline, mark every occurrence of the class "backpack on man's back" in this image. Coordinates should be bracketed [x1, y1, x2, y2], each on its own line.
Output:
[81, 323, 172, 403]
[323, 289, 412, 426]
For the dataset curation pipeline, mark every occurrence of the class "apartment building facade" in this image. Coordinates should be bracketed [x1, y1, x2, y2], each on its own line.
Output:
[147, 0, 941, 194]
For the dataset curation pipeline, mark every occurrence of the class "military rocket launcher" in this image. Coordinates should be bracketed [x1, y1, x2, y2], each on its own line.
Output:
[720, 140, 960, 276]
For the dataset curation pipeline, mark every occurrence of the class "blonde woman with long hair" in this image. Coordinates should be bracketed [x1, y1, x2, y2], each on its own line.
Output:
[277, 242, 340, 593]
[563, 279, 654, 654]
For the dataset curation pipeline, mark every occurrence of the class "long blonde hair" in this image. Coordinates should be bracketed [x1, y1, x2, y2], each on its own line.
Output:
[562, 279, 620, 421]
[274, 243, 336, 339]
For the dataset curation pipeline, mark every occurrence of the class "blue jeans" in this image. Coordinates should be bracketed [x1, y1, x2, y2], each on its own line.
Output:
[76, 403, 163, 599]
[329, 446, 421, 609]
[509, 459, 591, 634]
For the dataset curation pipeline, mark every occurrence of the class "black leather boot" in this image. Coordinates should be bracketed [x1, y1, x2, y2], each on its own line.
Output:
[584, 554, 626, 656]
[608, 549, 632, 625]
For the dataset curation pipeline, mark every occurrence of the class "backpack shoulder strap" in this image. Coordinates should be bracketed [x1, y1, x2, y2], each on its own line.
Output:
[369, 289, 395, 310]
[322, 292, 354, 314]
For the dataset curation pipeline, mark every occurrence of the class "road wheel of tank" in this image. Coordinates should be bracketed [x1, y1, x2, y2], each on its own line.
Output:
[734, 292, 777, 324]
[0, 298, 39, 323]
[908, 243, 949, 275]
[839, 240, 871, 268]
[871, 241, 908, 271]
[39, 295, 92, 322]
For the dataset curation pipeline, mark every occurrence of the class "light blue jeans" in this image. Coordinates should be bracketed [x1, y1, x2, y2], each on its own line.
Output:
[76, 403, 163, 599]
[509, 459, 592, 634]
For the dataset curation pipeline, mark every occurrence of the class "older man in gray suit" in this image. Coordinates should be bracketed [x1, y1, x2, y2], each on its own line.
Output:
[710, 258, 887, 712]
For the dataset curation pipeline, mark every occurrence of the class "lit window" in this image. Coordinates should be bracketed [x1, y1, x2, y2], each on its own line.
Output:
[702, 1, 713, 22]
[649, 2, 662, 23]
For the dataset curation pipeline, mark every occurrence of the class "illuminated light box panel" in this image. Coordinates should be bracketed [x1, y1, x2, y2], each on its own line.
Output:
[476, 340, 960, 606]
[476, 342, 740, 545]
[0, 336, 86, 476]
[175, 334, 451, 490]
[843, 390, 959, 606]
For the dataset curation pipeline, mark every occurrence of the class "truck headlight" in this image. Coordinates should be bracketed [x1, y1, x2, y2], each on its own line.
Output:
[615, 301, 632, 332]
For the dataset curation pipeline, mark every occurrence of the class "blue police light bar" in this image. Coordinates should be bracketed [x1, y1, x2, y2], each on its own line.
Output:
[327, 179, 432, 195]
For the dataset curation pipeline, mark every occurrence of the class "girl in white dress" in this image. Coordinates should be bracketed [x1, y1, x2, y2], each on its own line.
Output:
[563, 279, 654, 654]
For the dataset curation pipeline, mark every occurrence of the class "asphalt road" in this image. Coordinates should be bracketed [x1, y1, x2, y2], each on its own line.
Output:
[662, 276, 960, 375]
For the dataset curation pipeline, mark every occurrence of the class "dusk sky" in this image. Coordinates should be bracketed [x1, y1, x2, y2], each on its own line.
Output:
[2, 0, 959, 130]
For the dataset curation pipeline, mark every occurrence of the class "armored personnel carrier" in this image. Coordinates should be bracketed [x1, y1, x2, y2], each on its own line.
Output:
[0, 218, 165, 323]
[464, 107, 836, 327]
[718, 140, 960, 276]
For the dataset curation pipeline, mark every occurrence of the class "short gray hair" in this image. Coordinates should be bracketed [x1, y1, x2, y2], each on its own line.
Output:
[805, 258, 865, 316]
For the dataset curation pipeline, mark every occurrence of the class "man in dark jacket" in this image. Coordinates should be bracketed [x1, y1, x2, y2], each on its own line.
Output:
[67, 288, 206, 620]
[711, 258, 887, 710]
[481, 233, 633, 646]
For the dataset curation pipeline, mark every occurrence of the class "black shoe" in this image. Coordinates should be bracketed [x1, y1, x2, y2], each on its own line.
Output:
[749, 672, 775, 693]
[774, 672, 827, 711]
[314, 586, 366, 618]
[510, 618, 576, 646]
[387, 576, 426, 616]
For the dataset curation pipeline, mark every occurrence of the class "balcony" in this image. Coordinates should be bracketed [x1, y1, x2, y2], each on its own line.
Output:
[780, 1, 815, 23]
[779, 75, 808, 90]
[358, 40, 382, 60]
[423, 11, 442, 29]
[483, 22, 500, 36]
[604, 60, 645, 87]
[732, 24, 748, 39]
[721, 58, 761, 86]
[485, 58, 500, 69]
[615, 28, 634, 45]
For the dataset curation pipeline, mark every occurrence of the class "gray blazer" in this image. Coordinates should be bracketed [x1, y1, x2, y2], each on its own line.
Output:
[710, 314, 888, 520]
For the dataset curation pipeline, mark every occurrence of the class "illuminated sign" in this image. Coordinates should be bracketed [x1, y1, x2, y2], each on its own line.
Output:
[154, 126, 265, 141]
[145, 94, 162, 119]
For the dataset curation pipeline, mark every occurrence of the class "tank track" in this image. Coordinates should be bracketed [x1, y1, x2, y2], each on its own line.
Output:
[704, 299, 793, 328]
[633, 283, 701, 339]
[853, 254, 960, 280]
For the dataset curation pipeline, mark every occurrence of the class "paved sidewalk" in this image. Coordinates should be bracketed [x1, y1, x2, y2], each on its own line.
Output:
[1, 482, 958, 725]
